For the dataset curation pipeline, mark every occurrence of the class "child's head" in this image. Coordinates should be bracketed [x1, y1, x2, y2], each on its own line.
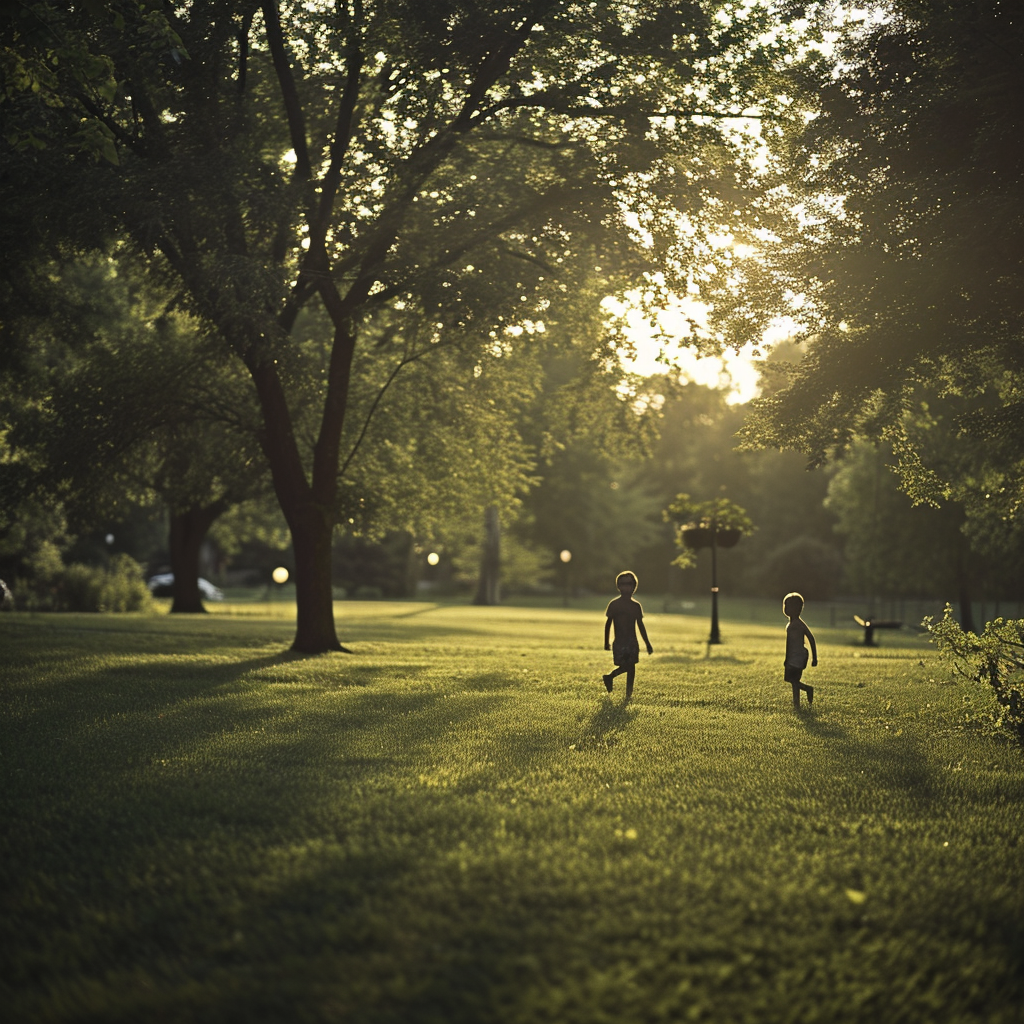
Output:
[616, 571, 638, 595]
[783, 591, 804, 617]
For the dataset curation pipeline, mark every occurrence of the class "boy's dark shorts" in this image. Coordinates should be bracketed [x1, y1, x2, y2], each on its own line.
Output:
[784, 663, 803, 684]
[613, 640, 640, 667]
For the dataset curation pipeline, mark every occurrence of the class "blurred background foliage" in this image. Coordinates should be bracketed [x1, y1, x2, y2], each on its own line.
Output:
[2, 0, 1023, 620]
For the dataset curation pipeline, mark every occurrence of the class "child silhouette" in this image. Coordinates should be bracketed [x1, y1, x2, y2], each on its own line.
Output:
[603, 571, 653, 702]
[783, 591, 817, 707]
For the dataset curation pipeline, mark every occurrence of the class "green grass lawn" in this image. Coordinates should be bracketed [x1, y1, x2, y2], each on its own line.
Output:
[2, 603, 1022, 1024]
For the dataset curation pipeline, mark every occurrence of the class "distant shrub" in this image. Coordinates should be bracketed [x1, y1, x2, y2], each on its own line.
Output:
[926, 605, 1024, 745]
[353, 585, 383, 600]
[18, 554, 153, 613]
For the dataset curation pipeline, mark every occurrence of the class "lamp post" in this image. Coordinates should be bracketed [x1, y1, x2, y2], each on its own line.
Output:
[681, 522, 742, 644]
[559, 549, 572, 607]
[666, 494, 753, 647]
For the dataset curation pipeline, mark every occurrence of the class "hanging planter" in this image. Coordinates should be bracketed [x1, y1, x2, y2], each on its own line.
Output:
[665, 495, 755, 645]
[682, 526, 742, 550]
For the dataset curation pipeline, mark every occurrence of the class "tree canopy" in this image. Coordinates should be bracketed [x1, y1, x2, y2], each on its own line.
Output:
[2, 0, 789, 650]
[725, 0, 1023, 546]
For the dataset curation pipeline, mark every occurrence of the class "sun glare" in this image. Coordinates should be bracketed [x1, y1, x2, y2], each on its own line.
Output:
[605, 294, 761, 405]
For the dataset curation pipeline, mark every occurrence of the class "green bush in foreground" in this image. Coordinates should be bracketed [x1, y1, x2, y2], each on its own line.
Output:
[927, 606, 1024, 744]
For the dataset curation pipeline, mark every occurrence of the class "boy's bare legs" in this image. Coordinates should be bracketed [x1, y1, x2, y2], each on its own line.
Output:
[792, 681, 815, 707]
[604, 665, 627, 692]
[604, 664, 637, 698]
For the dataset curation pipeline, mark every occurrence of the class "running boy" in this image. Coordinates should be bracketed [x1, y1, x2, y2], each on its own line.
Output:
[603, 571, 653, 702]
[783, 591, 817, 707]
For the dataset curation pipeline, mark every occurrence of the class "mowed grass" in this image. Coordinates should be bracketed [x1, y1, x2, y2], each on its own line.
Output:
[2, 603, 1022, 1024]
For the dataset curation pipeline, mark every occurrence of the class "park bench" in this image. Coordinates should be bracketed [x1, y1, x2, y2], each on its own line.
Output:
[854, 615, 902, 646]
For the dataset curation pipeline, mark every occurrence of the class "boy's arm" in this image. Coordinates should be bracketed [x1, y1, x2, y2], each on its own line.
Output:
[604, 615, 612, 650]
[638, 618, 653, 654]
[804, 622, 818, 665]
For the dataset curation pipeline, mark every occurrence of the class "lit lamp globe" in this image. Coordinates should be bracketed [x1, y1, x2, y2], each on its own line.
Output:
[559, 549, 572, 563]
[427, 552, 440, 566]
[272, 567, 289, 584]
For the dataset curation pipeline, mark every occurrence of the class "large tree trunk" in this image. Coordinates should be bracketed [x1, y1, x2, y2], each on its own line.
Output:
[289, 504, 350, 653]
[473, 505, 501, 606]
[249, 355, 352, 654]
[169, 502, 227, 614]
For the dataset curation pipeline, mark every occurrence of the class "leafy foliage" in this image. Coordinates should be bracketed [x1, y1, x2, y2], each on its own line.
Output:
[927, 606, 1024, 745]
[663, 492, 754, 569]
[824, 440, 970, 601]
[726, 0, 1024, 543]
[1, 0, 791, 649]
[14, 551, 152, 612]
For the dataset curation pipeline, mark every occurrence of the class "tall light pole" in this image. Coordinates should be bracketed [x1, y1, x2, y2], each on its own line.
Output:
[559, 549, 572, 607]
[710, 527, 721, 644]
[666, 495, 753, 647]
[681, 522, 742, 645]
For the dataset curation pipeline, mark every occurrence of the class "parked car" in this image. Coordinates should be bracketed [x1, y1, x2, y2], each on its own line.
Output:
[147, 573, 224, 601]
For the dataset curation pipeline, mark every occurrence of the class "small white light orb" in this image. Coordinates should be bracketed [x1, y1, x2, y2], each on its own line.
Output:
[559, 549, 572, 563]
[272, 566, 289, 584]
[105, 533, 115, 545]
[426, 552, 440, 566]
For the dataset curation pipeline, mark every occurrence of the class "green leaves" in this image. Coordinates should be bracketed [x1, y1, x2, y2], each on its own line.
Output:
[727, 0, 1024, 535]
[72, 115, 119, 163]
[664, 493, 755, 533]
[663, 493, 754, 569]
[927, 605, 1024, 745]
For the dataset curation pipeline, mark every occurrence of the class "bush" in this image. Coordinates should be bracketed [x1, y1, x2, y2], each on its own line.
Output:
[17, 554, 153, 613]
[926, 605, 1024, 744]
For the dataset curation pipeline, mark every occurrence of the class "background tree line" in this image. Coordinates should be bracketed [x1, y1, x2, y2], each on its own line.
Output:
[3, 0, 1023, 640]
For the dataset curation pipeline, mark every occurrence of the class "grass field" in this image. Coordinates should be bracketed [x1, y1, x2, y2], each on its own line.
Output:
[2, 602, 1022, 1024]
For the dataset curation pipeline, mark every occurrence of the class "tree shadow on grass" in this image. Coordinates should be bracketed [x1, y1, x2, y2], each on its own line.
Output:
[701, 650, 753, 665]
[790, 708, 942, 809]
[7, 651, 1024, 1024]
[4, 663, 564, 1020]
[458, 670, 521, 692]
[0, 612, 485, 665]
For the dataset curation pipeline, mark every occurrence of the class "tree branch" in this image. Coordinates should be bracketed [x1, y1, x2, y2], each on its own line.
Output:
[469, 93, 768, 125]
[306, 21, 365, 271]
[339, 341, 455, 478]
[474, 131, 580, 150]
[454, 4, 551, 128]
[76, 93, 145, 153]
[338, 355, 409, 479]
[121, 76, 171, 159]
[236, 9, 255, 95]
[261, 0, 311, 179]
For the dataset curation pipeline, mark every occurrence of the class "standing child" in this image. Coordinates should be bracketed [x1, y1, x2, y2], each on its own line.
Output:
[783, 591, 817, 707]
[603, 571, 653, 702]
